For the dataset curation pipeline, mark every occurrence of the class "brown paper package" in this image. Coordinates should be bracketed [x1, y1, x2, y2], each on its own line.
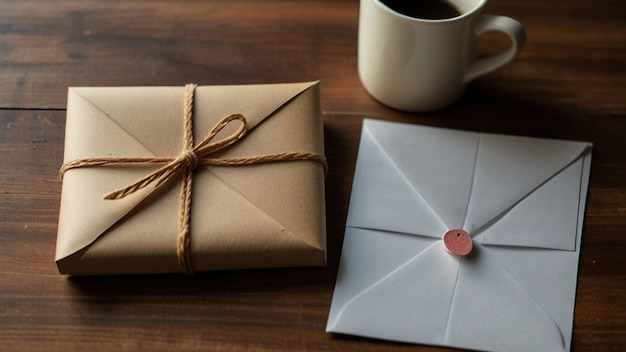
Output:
[56, 81, 326, 275]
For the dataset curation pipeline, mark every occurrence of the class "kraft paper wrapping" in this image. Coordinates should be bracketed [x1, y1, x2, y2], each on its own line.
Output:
[56, 82, 326, 275]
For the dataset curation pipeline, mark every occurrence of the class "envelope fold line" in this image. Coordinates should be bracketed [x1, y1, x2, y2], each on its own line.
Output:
[329, 239, 461, 344]
[464, 134, 589, 236]
[346, 225, 440, 241]
[366, 124, 449, 232]
[331, 241, 441, 325]
[345, 123, 448, 238]
[475, 155, 586, 251]
[461, 133, 481, 232]
[470, 151, 587, 241]
[575, 152, 591, 248]
[443, 256, 464, 343]
[447, 247, 567, 351]
[361, 119, 479, 230]
[496, 255, 567, 348]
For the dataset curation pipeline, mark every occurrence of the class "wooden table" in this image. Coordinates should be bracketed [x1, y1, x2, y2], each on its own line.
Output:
[1, 0, 624, 351]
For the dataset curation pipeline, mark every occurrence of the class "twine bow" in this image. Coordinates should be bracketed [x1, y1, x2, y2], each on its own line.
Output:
[60, 84, 328, 274]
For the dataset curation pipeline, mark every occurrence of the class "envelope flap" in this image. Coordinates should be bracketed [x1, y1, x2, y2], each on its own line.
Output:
[328, 242, 460, 344]
[464, 134, 590, 240]
[447, 250, 566, 352]
[327, 227, 440, 329]
[478, 157, 586, 250]
[346, 122, 448, 238]
[362, 119, 478, 230]
[484, 245, 581, 352]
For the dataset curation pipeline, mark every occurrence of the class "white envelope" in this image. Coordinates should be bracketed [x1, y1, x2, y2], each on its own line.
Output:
[327, 119, 592, 352]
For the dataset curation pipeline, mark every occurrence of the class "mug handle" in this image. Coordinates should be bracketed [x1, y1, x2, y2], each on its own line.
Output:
[464, 15, 526, 83]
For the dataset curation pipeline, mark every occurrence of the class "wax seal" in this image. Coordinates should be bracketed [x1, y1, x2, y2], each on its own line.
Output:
[443, 229, 472, 256]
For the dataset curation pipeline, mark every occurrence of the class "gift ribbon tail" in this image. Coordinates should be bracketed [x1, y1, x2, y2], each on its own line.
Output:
[104, 160, 184, 200]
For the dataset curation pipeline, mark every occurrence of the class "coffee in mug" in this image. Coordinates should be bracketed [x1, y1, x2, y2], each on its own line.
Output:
[380, 0, 462, 20]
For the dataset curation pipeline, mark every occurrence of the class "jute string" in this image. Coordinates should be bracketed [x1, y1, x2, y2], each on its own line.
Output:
[59, 84, 328, 274]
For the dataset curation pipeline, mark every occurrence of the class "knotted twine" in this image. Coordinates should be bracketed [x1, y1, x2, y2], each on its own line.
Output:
[59, 84, 328, 274]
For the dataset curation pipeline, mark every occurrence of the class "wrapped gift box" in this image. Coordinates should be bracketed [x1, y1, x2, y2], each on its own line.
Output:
[56, 82, 327, 275]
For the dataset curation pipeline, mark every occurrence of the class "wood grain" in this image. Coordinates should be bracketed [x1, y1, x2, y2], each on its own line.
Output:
[1, 0, 625, 351]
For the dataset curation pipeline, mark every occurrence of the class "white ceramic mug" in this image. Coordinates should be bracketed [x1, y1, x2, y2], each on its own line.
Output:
[358, 0, 525, 111]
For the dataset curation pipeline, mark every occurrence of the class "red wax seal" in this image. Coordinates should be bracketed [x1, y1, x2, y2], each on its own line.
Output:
[443, 229, 472, 256]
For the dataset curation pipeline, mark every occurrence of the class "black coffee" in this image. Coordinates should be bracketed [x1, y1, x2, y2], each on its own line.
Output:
[381, 0, 462, 20]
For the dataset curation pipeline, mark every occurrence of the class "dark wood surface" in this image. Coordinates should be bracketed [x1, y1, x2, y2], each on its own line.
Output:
[1, 0, 625, 351]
